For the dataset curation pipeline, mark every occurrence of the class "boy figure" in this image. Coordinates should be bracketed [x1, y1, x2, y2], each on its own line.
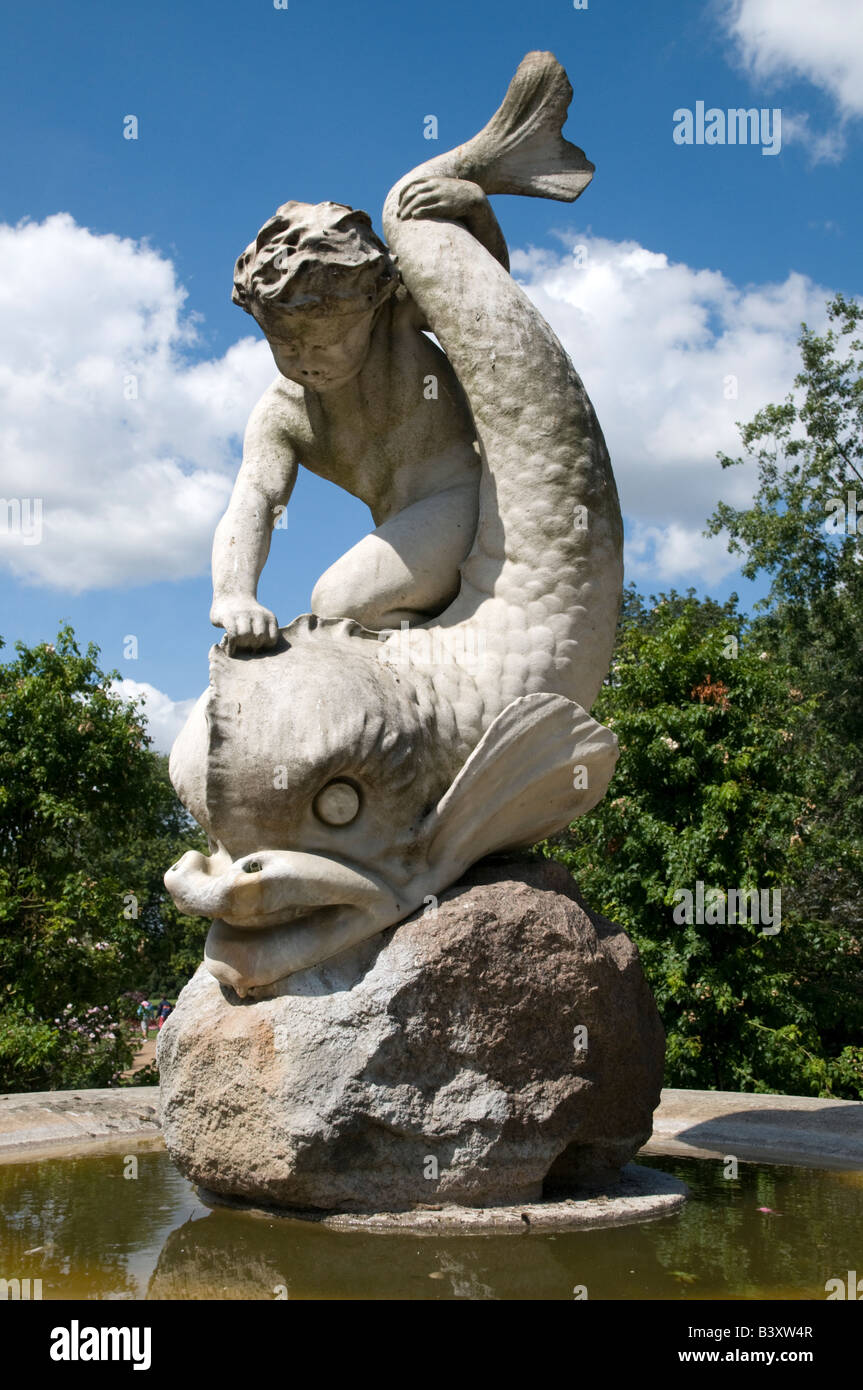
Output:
[211, 179, 509, 651]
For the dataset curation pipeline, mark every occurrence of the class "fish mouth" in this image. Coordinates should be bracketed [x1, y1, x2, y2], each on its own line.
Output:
[165, 847, 409, 994]
[204, 904, 381, 997]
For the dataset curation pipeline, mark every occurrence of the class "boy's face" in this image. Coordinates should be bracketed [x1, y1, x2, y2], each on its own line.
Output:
[257, 304, 376, 391]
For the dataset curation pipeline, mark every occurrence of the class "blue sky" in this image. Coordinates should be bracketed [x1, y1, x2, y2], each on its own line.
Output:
[1, 0, 861, 747]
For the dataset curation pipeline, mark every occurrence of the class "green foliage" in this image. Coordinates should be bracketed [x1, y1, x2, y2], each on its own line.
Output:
[707, 293, 863, 617]
[707, 294, 863, 981]
[548, 295, 863, 1098]
[545, 592, 863, 1095]
[0, 625, 207, 1091]
[120, 1059, 160, 1088]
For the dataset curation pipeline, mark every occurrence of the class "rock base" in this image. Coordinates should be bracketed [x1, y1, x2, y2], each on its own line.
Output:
[158, 857, 666, 1212]
[197, 1162, 687, 1234]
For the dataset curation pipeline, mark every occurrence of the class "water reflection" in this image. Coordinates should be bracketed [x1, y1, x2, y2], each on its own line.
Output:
[0, 1152, 858, 1300]
[147, 1210, 574, 1300]
[0, 1147, 199, 1300]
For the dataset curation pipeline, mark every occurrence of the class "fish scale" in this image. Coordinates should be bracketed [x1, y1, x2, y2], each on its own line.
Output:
[380, 51, 623, 727]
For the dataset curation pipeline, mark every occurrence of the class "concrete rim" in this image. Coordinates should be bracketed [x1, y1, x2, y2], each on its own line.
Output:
[4, 1087, 861, 1173]
[196, 1162, 688, 1234]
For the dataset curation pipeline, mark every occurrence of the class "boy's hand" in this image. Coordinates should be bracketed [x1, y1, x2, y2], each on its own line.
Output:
[211, 596, 279, 654]
[398, 176, 486, 223]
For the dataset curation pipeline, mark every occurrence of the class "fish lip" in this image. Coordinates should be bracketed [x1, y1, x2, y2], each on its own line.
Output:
[166, 847, 395, 931]
[190, 850, 410, 989]
[204, 903, 377, 995]
[220, 900, 314, 930]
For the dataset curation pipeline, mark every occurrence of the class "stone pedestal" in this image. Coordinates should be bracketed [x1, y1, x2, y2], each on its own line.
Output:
[157, 858, 665, 1213]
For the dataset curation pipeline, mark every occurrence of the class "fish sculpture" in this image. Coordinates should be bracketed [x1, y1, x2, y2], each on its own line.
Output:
[165, 52, 623, 996]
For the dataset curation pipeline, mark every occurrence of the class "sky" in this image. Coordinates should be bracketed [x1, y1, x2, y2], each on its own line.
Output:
[0, 0, 861, 751]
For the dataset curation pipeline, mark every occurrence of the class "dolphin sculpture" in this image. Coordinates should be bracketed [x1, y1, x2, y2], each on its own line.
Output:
[165, 52, 623, 997]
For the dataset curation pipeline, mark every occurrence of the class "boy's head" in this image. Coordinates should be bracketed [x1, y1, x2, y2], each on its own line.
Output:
[233, 201, 398, 390]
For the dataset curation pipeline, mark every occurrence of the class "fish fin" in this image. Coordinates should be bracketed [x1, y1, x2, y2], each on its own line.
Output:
[424, 692, 617, 883]
[455, 51, 594, 202]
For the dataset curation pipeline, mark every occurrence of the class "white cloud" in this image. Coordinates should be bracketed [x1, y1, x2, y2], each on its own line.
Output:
[511, 234, 833, 585]
[0, 214, 273, 590]
[0, 213, 837, 597]
[625, 522, 742, 588]
[780, 111, 848, 164]
[721, 0, 863, 116]
[719, 0, 863, 161]
[111, 679, 195, 755]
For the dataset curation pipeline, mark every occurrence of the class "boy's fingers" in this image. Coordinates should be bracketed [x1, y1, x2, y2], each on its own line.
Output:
[410, 204, 448, 222]
[399, 180, 443, 216]
[399, 177, 433, 205]
[404, 194, 444, 218]
[399, 194, 426, 218]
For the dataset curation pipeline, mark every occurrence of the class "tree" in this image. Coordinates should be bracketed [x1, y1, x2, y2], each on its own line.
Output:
[707, 293, 863, 1065]
[707, 293, 863, 622]
[546, 591, 863, 1097]
[0, 625, 207, 1090]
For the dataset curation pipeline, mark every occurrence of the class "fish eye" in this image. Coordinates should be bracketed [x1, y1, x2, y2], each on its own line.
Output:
[313, 780, 360, 826]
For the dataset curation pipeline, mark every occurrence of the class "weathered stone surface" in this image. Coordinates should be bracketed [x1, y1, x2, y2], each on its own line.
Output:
[158, 858, 665, 1211]
[0, 1088, 160, 1159]
[164, 52, 624, 999]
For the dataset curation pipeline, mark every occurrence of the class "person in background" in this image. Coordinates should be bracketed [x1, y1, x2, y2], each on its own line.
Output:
[157, 998, 173, 1030]
[136, 1000, 152, 1039]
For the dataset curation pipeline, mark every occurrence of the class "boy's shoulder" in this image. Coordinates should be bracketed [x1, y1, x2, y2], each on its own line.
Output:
[260, 373, 305, 414]
[250, 374, 310, 446]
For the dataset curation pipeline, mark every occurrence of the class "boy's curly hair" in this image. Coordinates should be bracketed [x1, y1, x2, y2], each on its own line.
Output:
[232, 201, 398, 318]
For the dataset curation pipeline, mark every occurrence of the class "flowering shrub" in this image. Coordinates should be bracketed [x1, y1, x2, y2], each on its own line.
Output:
[0, 1003, 132, 1090]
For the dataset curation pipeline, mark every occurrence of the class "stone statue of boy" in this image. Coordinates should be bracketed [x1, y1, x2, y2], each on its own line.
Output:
[211, 180, 509, 650]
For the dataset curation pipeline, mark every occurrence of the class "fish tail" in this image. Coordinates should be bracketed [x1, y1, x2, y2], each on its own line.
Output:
[452, 50, 594, 202]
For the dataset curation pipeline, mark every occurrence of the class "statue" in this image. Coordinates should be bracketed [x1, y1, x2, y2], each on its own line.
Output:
[157, 52, 672, 1217]
[165, 50, 623, 997]
[213, 199, 481, 642]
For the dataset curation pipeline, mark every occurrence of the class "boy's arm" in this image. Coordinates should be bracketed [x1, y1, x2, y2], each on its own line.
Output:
[211, 387, 299, 652]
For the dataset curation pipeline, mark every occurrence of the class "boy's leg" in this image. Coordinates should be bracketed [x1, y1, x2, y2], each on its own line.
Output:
[311, 481, 478, 629]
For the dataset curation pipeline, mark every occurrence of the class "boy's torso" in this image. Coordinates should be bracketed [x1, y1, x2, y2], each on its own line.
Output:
[268, 298, 480, 522]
